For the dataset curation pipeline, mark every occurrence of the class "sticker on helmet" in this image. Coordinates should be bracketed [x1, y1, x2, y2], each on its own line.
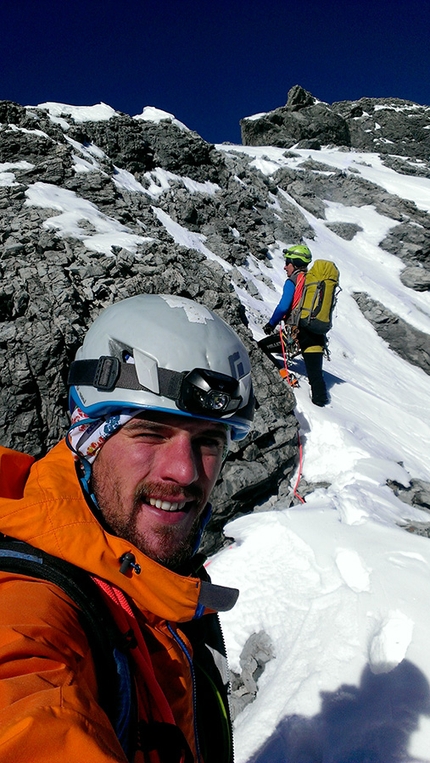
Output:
[162, 295, 215, 323]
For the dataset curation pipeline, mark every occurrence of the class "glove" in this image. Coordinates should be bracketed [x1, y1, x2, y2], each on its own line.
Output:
[263, 322, 274, 335]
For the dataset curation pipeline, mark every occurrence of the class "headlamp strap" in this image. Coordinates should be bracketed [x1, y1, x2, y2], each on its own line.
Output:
[68, 358, 185, 398]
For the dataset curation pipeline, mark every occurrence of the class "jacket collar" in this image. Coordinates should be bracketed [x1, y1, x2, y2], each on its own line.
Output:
[0, 441, 238, 622]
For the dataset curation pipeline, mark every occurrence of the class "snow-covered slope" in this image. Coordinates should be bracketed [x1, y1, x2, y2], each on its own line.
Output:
[208, 145, 430, 762]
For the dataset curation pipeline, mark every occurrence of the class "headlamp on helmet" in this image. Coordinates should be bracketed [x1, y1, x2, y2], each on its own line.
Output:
[178, 369, 241, 416]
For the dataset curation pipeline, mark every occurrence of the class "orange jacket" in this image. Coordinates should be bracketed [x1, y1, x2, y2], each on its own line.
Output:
[0, 442, 237, 762]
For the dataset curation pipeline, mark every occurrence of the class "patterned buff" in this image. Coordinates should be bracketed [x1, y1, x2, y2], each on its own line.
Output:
[67, 405, 136, 464]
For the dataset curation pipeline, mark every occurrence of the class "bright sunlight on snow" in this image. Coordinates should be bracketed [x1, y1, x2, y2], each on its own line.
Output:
[207, 144, 430, 762]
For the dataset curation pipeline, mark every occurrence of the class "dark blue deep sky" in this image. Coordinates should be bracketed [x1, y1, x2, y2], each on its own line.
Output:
[1, 0, 429, 144]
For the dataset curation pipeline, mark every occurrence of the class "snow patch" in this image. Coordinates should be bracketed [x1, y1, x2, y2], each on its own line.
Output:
[133, 106, 189, 131]
[369, 611, 414, 674]
[335, 549, 371, 592]
[0, 161, 34, 187]
[25, 181, 152, 255]
[35, 101, 118, 122]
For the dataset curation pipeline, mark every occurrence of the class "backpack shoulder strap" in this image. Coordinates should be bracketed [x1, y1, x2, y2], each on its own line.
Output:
[0, 536, 135, 760]
[291, 271, 307, 310]
[285, 271, 307, 326]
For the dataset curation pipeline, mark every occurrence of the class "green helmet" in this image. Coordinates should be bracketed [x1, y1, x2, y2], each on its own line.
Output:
[283, 244, 312, 266]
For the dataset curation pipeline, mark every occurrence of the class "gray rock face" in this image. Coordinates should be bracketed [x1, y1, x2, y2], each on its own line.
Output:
[389, 478, 430, 540]
[400, 266, 430, 291]
[389, 478, 430, 513]
[230, 630, 275, 720]
[241, 85, 430, 161]
[353, 293, 430, 375]
[67, 117, 225, 182]
[380, 221, 430, 269]
[241, 86, 350, 149]
[332, 96, 430, 159]
[0, 100, 303, 552]
[324, 222, 363, 240]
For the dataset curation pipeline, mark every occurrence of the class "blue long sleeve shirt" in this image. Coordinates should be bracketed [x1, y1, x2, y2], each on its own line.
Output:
[268, 278, 295, 328]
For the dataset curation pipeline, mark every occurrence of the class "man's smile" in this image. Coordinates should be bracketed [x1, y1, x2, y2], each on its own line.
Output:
[148, 497, 188, 512]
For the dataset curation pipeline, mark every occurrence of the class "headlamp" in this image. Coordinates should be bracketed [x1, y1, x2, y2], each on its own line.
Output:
[178, 369, 242, 417]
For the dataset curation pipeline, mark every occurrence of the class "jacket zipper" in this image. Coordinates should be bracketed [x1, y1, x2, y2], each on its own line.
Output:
[215, 613, 235, 763]
[167, 622, 201, 763]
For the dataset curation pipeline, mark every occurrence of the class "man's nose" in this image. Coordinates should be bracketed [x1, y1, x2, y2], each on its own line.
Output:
[158, 434, 199, 485]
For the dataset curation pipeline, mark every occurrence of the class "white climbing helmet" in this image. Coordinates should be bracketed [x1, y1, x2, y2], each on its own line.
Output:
[68, 294, 254, 440]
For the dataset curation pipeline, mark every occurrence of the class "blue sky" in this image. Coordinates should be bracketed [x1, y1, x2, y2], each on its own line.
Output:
[1, 0, 429, 144]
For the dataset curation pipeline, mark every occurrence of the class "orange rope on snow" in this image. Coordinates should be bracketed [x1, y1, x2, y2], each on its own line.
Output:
[293, 431, 305, 504]
[278, 327, 305, 502]
[279, 325, 287, 367]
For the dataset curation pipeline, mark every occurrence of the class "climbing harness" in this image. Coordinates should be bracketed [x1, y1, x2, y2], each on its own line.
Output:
[278, 325, 299, 387]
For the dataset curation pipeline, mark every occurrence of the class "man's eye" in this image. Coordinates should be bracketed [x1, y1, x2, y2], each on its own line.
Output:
[131, 430, 164, 441]
[197, 437, 225, 454]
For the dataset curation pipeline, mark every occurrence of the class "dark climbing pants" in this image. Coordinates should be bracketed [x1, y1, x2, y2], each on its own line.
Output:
[302, 351, 328, 406]
[258, 329, 328, 406]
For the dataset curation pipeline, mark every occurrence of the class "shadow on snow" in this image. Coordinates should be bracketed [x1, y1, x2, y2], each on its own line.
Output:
[247, 660, 430, 763]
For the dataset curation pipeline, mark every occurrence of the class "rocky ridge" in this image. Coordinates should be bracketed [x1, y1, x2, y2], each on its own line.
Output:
[241, 84, 430, 160]
[1, 94, 430, 548]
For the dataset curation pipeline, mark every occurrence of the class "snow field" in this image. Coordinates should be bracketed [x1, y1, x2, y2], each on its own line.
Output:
[209, 144, 430, 761]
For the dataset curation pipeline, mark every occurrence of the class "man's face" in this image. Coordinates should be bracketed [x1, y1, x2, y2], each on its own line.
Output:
[91, 411, 227, 569]
[284, 262, 295, 277]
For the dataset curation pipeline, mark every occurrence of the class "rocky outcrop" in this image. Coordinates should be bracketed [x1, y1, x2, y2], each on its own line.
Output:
[353, 293, 430, 375]
[332, 95, 430, 159]
[241, 86, 350, 150]
[274, 159, 428, 224]
[241, 85, 430, 160]
[389, 478, 430, 514]
[400, 266, 430, 291]
[67, 115, 226, 182]
[230, 630, 275, 720]
[0, 100, 305, 551]
[380, 220, 430, 269]
[390, 478, 430, 541]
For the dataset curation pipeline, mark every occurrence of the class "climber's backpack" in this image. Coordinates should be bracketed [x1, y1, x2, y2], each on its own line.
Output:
[299, 259, 340, 334]
[0, 536, 135, 760]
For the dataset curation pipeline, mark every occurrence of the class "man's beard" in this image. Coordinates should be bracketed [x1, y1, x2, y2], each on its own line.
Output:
[93, 476, 204, 571]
